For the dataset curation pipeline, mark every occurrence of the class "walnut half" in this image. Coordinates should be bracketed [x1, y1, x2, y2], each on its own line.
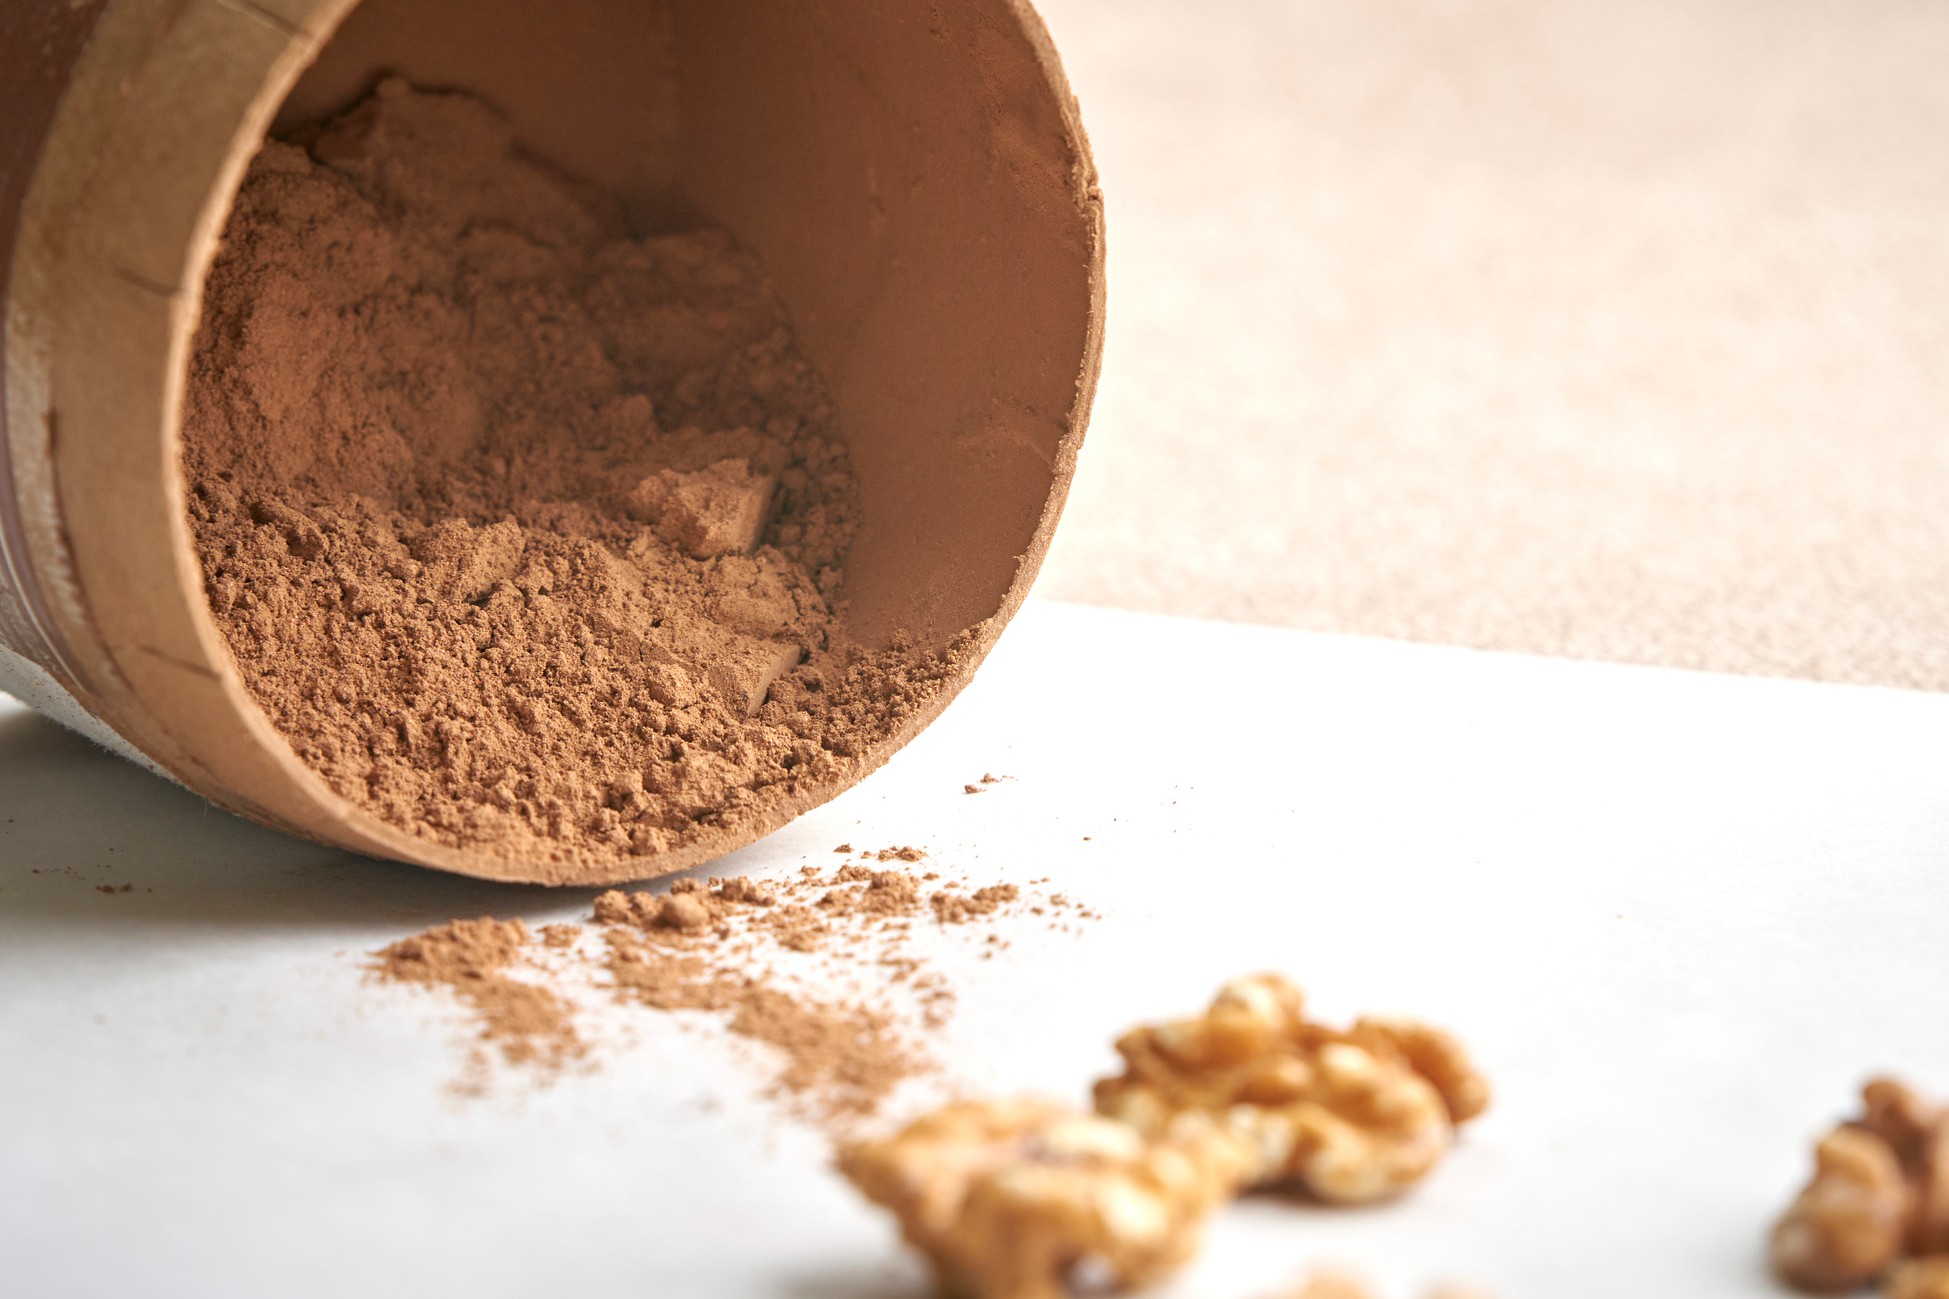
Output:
[1772, 1126, 1912, 1292]
[1773, 1078, 1949, 1294]
[1092, 974, 1490, 1203]
[838, 1097, 1254, 1299]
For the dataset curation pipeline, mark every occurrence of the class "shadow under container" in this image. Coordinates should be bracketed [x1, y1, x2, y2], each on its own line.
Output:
[0, 0, 1103, 882]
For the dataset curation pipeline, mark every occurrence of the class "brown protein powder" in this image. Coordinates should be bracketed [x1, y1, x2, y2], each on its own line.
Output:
[372, 916, 586, 1088]
[184, 80, 961, 880]
[371, 863, 1094, 1131]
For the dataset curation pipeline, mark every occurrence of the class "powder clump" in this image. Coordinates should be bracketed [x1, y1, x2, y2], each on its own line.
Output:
[931, 883, 1020, 924]
[372, 917, 584, 1079]
[184, 80, 958, 880]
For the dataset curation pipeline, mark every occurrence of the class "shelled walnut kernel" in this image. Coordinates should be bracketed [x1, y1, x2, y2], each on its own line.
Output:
[838, 1098, 1254, 1299]
[1773, 1126, 1912, 1292]
[1860, 1080, 1949, 1258]
[1887, 1257, 1949, 1299]
[1092, 974, 1490, 1203]
[1774, 1078, 1949, 1295]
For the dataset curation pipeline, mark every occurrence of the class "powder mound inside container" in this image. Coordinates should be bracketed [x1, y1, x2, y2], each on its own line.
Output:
[183, 80, 962, 879]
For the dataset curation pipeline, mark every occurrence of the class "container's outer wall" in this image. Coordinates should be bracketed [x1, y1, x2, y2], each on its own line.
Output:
[0, 0, 106, 693]
[0, 0, 152, 766]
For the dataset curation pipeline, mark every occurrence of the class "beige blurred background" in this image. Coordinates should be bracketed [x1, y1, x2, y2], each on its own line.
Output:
[1032, 0, 1949, 690]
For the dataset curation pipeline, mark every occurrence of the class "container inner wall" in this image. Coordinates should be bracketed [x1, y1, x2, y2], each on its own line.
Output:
[673, 3, 1095, 649]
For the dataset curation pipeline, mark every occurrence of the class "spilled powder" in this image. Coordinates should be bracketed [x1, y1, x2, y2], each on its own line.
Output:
[931, 884, 1019, 924]
[184, 79, 964, 880]
[372, 860, 1095, 1131]
[538, 923, 580, 949]
[372, 917, 586, 1086]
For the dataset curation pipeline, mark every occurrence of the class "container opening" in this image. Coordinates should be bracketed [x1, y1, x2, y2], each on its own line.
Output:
[265, 0, 1100, 652]
[142, 0, 1101, 879]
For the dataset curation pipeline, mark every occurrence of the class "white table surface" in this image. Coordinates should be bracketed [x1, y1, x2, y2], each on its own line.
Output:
[4, 600, 1947, 1299]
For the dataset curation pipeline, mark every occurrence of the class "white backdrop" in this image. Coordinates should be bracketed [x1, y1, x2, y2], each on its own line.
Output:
[4, 601, 1947, 1297]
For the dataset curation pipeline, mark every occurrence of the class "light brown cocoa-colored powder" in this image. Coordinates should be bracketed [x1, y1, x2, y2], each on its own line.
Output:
[538, 923, 580, 950]
[372, 917, 584, 1080]
[585, 866, 1100, 1124]
[184, 80, 960, 879]
[590, 866, 977, 1123]
[602, 928, 921, 1127]
[931, 883, 1020, 925]
[371, 860, 1092, 1129]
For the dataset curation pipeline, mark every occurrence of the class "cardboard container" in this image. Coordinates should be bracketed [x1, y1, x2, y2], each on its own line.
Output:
[0, 0, 1102, 882]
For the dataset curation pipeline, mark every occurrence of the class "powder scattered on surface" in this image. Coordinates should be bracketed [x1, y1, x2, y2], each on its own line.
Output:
[183, 80, 961, 880]
[372, 917, 585, 1083]
[590, 865, 983, 1123]
[931, 884, 1020, 925]
[538, 923, 580, 949]
[603, 930, 920, 1127]
[371, 860, 1094, 1131]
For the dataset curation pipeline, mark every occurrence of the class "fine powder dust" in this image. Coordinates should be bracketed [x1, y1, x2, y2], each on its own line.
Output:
[373, 916, 586, 1089]
[372, 855, 1095, 1131]
[184, 80, 961, 879]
